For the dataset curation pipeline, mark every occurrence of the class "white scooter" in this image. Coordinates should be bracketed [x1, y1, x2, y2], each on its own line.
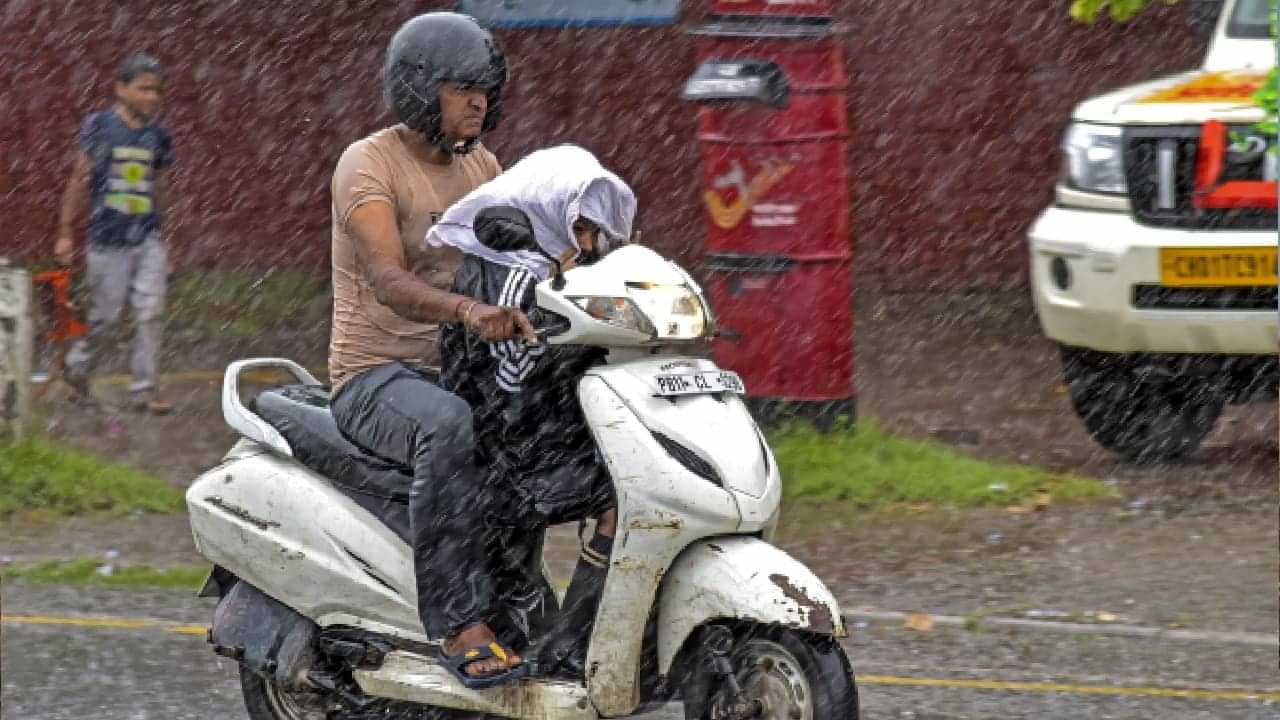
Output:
[186, 231, 858, 720]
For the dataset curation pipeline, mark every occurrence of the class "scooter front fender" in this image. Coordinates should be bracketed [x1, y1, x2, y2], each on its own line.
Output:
[656, 536, 847, 676]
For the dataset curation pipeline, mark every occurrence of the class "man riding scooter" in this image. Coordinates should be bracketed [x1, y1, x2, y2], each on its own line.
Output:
[327, 12, 538, 688]
[428, 145, 638, 681]
[193, 134, 859, 717]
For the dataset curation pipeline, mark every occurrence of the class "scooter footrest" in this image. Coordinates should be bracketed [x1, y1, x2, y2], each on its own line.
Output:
[352, 651, 596, 720]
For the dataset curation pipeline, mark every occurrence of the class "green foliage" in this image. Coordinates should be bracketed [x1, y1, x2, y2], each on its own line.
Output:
[168, 269, 330, 339]
[1254, 0, 1279, 137]
[1255, 67, 1279, 136]
[1069, 0, 1180, 23]
[767, 420, 1114, 508]
[0, 557, 208, 588]
[0, 435, 185, 517]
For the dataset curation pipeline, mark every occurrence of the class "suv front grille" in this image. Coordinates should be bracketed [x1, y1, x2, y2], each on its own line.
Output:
[1123, 126, 1277, 230]
[1132, 284, 1278, 311]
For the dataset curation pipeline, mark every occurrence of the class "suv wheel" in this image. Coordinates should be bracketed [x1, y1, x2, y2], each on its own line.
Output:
[1059, 346, 1224, 462]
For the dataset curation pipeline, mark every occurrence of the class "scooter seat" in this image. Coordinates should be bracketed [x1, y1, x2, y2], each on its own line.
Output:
[253, 384, 412, 542]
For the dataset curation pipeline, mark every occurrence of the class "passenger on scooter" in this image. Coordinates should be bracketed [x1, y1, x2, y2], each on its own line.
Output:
[327, 12, 537, 687]
[428, 145, 638, 679]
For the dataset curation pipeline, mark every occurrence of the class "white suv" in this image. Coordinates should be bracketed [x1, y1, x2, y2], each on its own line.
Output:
[1029, 0, 1277, 461]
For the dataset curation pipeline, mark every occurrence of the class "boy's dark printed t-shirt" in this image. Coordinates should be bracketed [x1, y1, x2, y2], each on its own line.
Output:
[80, 109, 174, 248]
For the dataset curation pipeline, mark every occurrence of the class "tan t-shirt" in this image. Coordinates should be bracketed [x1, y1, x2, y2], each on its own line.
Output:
[329, 125, 502, 392]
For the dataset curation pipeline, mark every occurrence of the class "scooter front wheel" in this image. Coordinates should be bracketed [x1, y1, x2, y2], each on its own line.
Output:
[681, 626, 859, 720]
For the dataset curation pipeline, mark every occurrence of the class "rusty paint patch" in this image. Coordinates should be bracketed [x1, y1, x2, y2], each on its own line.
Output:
[611, 556, 659, 573]
[279, 546, 305, 560]
[769, 573, 835, 635]
[205, 496, 279, 531]
[627, 517, 682, 531]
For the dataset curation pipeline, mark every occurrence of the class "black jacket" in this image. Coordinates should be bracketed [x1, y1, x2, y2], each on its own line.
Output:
[441, 256, 614, 529]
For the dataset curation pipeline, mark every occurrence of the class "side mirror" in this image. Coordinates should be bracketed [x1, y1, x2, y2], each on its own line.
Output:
[1190, 0, 1223, 41]
[474, 206, 537, 252]
[682, 59, 789, 108]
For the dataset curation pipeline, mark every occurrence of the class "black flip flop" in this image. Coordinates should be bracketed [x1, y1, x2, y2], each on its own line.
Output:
[439, 640, 529, 690]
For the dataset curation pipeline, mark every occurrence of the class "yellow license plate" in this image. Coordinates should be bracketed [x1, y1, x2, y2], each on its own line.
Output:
[1159, 247, 1278, 287]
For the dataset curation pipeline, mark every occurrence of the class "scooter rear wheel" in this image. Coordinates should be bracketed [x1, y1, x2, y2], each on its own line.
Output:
[240, 666, 334, 720]
[681, 626, 859, 720]
[240, 665, 496, 720]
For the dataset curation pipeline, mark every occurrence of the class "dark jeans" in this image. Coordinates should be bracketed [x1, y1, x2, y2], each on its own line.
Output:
[331, 361, 491, 640]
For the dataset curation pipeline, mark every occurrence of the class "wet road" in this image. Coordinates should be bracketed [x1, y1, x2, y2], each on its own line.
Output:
[3, 584, 1277, 720]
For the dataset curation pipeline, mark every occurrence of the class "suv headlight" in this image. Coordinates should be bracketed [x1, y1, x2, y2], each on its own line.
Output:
[1062, 123, 1126, 194]
[569, 283, 710, 341]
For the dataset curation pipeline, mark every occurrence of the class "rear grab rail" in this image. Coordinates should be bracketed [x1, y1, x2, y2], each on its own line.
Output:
[221, 358, 322, 457]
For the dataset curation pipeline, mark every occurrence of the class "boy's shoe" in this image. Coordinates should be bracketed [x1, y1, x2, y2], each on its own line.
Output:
[131, 390, 173, 415]
[65, 375, 99, 409]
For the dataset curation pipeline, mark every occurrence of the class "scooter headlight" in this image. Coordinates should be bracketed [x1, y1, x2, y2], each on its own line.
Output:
[570, 296, 657, 336]
[625, 283, 709, 340]
[568, 283, 710, 341]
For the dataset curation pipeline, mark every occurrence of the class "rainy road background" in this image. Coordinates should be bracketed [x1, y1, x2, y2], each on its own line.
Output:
[4, 582, 1278, 719]
[2, 2, 1277, 718]
[5, 285, 1277, 719]
[4, 284, 1276, 719]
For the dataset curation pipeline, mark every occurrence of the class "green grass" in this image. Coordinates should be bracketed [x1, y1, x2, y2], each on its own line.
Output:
[769, 419, 1112, 508]
[0, 557, 208, 589]
[0, 435, 184, 517]
[168, 269, 330, 339]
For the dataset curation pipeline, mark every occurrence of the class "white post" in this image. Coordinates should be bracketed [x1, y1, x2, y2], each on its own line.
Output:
[0, 260, 32, 441]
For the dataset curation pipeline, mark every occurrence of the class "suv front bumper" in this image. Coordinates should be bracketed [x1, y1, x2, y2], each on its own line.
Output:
[1028, 205, 1278, 355]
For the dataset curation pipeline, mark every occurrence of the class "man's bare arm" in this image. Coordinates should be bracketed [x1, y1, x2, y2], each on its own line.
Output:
[55, 151, 91, 264]
[349, 201, 468, 323]
[348, 202, 537, 342]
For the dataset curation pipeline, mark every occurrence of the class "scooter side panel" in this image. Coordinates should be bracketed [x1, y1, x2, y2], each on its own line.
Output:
[186, 443, 426, 641]
[577, 375, 742, 717]
[655, 536, 847, 676]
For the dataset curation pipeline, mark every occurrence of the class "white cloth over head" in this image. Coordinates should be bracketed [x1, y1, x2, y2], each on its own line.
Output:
[425, 144, 637, 280]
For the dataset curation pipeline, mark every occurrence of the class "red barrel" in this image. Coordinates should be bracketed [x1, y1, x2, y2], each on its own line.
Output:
[693, 26, 849, 256]
[693, 30, 846, 93]
[704, 253, 854, 424]
[685, 13, 855, 425]
[695, 98, 848, 256]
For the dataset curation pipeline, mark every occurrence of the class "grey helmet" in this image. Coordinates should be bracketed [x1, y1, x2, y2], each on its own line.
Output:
[382, 12, 506, 154]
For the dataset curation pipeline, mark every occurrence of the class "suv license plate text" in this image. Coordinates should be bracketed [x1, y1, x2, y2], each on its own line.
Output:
[1159, 247, 1278, 287]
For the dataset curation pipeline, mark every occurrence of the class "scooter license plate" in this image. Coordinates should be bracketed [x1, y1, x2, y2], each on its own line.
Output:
[653, 370, 745, 396]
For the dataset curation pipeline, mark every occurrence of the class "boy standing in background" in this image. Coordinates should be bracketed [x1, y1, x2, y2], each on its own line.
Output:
[56, 52, 175, 414]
